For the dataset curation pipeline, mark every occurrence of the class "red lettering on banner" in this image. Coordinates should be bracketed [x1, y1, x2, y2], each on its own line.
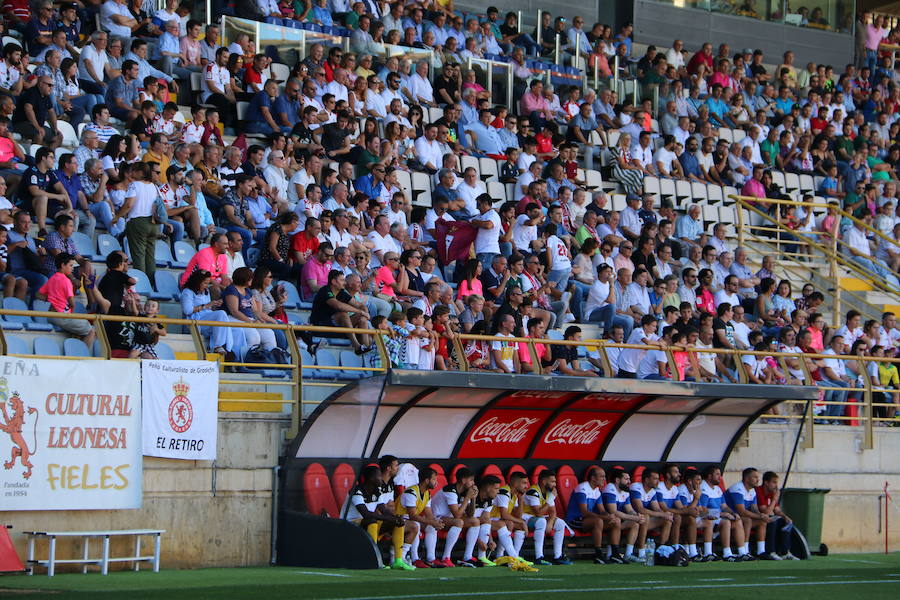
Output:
[495, 391, 577, 409]
[569, 394, 648, 411]
[530, 411, 623, 460]
[458, 409, 547, 458]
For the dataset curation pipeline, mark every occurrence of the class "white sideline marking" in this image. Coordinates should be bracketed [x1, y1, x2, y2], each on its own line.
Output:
[320, 578, 898, 600]
[705, 578, 734, 581]
[526, 578, 563, 581]
[293, 571, 352, 577]
[767, 576, 798, 579]
[836, 559, 884, 565]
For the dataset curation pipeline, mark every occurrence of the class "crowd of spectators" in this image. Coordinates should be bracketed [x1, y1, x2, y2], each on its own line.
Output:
[0, 2, 897, 423]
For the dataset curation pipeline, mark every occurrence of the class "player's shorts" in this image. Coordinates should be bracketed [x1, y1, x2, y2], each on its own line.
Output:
[526, 516, 547, 530]
[474, 507, 488, 518]
[696, 516, 721, 527]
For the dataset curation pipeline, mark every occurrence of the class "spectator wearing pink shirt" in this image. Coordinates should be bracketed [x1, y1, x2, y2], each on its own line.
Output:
[301, 242, 334, 300]
[180, 20, 203, 70]
[179, 232, 230, 290]
[519, 80, 553, 130]
[865, 15, 889, 73]
[37, 252, 96, 348]
[741, 166, 771, 212]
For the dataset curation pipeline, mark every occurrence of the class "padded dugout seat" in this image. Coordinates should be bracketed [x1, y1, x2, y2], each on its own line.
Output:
[330, 463, 356, 509]
[303, 463, 339, 518]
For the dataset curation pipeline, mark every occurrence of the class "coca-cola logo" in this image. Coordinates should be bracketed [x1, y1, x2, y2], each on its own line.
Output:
[542, 419, 610, 445]
[469, 417, 540, 444]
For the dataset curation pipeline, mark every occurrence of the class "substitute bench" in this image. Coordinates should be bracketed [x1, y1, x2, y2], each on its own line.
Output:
[24, 529, 165, 576]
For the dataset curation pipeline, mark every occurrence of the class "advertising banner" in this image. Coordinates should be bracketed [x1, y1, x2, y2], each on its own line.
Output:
[141, 360, 218, 461]
[0, 357, 142, 510]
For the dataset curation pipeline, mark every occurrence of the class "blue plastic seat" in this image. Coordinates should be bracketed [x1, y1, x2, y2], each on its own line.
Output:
[172, 241, 195, 268]
[339, 350, 370, 379]
[4, 336, 29, 354]
[154, 271, 180, 301]
[313, 349, 339, 380]
[96, 233, 122, 259]
[3, 298, 53, 331]
[128, 269, 170, 300]
[34, 336, 61, 356]
[154, 240, 175, 268]
[279, 281, 302, 309]
[71, 231, 97, 260]
[155, 342, 175, 360]
[63, 338, 90, 357]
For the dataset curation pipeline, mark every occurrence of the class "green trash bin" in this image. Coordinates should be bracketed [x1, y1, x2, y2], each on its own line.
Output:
[781, 488, 830, 552]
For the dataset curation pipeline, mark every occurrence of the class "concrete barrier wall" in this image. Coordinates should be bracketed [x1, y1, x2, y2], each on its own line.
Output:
[4, 416, 898, 570]
[4, 414, 290, 570]
[725, 425, 900, 554]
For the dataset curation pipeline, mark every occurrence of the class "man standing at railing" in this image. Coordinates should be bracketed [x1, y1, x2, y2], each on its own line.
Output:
[820, 334, 852, 424]
[844, 215, 900, 289]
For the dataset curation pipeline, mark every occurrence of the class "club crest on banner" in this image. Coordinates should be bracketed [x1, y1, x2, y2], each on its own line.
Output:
[168, 379, 193, 434]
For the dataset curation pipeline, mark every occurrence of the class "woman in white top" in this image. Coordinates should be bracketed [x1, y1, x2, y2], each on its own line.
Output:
[115, 161, 159, 279]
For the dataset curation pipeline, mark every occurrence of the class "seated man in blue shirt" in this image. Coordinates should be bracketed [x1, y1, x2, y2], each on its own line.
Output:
[704, 84, 729, 128]
[679, 137, 706, 184]
[464, 109, 506, 159]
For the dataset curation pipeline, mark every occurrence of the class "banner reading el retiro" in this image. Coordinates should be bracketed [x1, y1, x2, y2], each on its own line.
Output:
[0, 357, 142, 510]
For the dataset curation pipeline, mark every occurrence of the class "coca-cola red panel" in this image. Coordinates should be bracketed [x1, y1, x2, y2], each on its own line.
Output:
[494, 391, 577, 409]
[457, 409, 548, 458]
[568, 393, 649, 412]
[530, 411, 623, 460]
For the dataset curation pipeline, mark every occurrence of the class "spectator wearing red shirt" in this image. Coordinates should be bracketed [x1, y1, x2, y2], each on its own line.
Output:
[754, 471, 798, 560]
[432, 305, 452, 370]
[243, 54, 268, 94]
[1, 0, 29, 30]
[687, 42, 713, 75]
[290, 217, 321, 265]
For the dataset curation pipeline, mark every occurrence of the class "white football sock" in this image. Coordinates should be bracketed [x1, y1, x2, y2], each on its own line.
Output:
[513, 529, 525, 555]
[688, 544, 697, 557]
[463, 526, 480, 561]
[424, 525, 438, 562]
[756, 541, 766, 555]
[741, 543, 750, 555]
[638, 548, 646, 558]
[532, 518, 547, 559]
[552, 518, 566, 559]
[723, 547, 733, 557]
[477, 523, 491, 559]
[605, 546, 612, 559]
[401, 543, 410, 562]
[410, 536, 420, 561]
[626, 544, 634, 556]
[442, 526, 462, 560]
[704, 542, 712, 555]
[497, 526, 518, 558]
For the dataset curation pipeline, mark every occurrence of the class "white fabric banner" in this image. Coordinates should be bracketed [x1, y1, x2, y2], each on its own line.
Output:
[0, 357, 142, 511]
[141, 360, 218, 461]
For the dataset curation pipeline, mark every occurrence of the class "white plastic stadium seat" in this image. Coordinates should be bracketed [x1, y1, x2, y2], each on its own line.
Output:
[731, 129, 746, 143]
[478, 158, 499, 182]
[690, 182, 707, 202]
[460, 155, 479, 176]
[706, 184, 723, 204]
[487, 181, 505, 203]
[643, 176, 660, 196]
[659, 178, 676, 201]
[784, 172, 800, 193]
[611, 194, 626, 211]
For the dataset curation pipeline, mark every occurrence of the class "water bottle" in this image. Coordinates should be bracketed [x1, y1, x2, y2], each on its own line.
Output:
[645, 539, 655, 566]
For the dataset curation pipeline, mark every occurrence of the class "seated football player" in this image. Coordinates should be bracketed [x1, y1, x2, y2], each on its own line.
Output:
[459, 474, 502, 567]
[490, 471, 537, 571]
[565, 466, 623, 564]
[430, 467, 477, 567]
[397, 467, 445, 568]
[523, 469, 572, 565]
[602, 467, 647, 563]
[726, 467, 772, 560]
[377, 454, 400, 515]
[629, 468, 674, 559]
[698, 465, 750, 562]
[657, 463, 699, 555]
[343, 465, 417, 571]
[754, 471, 799, 560]
[674, 466, 703, 560]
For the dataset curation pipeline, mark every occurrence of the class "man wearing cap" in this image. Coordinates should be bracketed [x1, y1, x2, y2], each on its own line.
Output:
[619, 194, 643, 242]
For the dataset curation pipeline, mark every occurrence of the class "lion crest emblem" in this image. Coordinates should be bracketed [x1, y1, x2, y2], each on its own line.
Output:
[0, 378, 38, 480]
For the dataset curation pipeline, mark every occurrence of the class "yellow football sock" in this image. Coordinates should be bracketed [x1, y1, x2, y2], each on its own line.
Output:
[393, 526, 405, 557]
[367, 522, 380, 544]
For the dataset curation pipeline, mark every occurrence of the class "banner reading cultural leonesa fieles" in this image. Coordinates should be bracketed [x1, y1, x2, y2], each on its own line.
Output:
[0, 357, 142, 510]
[142, 360, 218, 461]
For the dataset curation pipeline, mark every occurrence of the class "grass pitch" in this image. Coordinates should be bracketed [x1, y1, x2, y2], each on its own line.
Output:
[2, 553, 899, 600]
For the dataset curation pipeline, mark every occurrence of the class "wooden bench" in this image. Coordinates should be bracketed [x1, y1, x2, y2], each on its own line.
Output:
[24, 529, 165, 576]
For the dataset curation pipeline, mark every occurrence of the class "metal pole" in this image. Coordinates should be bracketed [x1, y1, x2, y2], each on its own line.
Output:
[206, 0, 211, 25]
[506, 64, 513, 111]
[554, 32, 560, 66]
[781, 397, 812, 491]
[613, 55, 619, 97]
[573, 28, 580, 70]
[594, 56, 599, 89]
[486, 60, 493, 100]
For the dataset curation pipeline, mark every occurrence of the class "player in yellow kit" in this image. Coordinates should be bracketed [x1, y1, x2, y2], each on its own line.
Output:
[397, 467, 445, 569]
[489, 471, 537, 571]
[523, 469, 572, 565]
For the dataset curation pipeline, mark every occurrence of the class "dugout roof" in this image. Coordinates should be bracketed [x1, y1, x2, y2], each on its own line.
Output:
[290, 372, 816, 465]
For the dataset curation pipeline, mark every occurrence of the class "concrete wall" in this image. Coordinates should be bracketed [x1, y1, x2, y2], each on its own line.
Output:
[633, 0, 854, 69]
[725, 424, 900, 554]
[5, 413, 291, 571]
